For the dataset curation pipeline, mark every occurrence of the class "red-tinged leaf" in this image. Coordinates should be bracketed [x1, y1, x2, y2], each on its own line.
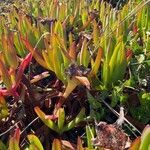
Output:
[133, 24, 138, 34]
[0, 87, 19, 97]
[129, 137, 141, 150]
[14, 53, 32, 88]
[77, 137, 84, 150]
[13, 128, 20, 142]
[45, 114, 57, 120]
[91, 47, 103, 76]
[19, 53, 32, 72]
[75, 76, 90, 90]
[34, 107, 58, 132]
[0, 89, 11, 96]
[69, 41, 77, 61]
[30, 71, 50, 83]
[61, 140, 76, 150]
[126, 48, 133, 62]
[56, 97, 66, 109]
[27, 134, 44, 150]
[21, 37, 48, 69]
[52, 139, 62, 150]
[9, 128, 20, 150]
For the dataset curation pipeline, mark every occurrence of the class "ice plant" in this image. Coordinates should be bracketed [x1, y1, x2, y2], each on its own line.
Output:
[52, 139, 62, 150]
[0, 52, 32, 96]
[130, 125, 150, 150]
[34, 106, 85, 134]
[102, 39, 127, 89]
[0, 95, 9, 119]
[27, 134, 44, 150]
[0, 0, 149, 149]
[21, 25, 92, 99]
[9, 128, 20, 150]
[5, 127, 45, 150]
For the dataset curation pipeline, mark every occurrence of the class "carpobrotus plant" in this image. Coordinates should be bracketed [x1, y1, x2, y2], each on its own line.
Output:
[0, 0, 149, 149]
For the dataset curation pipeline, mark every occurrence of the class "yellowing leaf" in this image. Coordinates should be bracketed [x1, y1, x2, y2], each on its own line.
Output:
[52, 139, 62, 150]
[22, 38, 48, 69]
[129, 137, 141, 150]
[139, 125, 150, 150]
[77, 137, 84, 150]
[34, 107, 58, 132]
[2, 35, 18, 70]
[57, 108, 65, 132]
[91, 47, 102, 76]
[80, 38, 90, 67]
[69, 41, 77, 61]
[42, 50, 53, 70]
[75, 76, 90, 90]
[9, 128, 20, 150]
[0, 59, 12, 89]
[93, 20, 100, 47]
[63, 78, 79, 98]
[27, 134, 44, 150]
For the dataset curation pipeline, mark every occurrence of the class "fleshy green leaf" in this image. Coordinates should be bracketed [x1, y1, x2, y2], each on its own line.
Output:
[57, 108, 65, 132]
[86, 125, 95, 149]
[34, 107, 58, 132]
[27, 134, 44, 150]
[64, 108, 85, 131]
[139, 125, 150, 150]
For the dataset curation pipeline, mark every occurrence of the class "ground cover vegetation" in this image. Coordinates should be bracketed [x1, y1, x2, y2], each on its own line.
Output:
[0, 0, 150, 149]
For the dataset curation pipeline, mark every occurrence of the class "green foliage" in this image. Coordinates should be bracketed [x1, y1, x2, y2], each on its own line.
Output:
[0, 140, 7, 150]
[111, 86, 128, 107]
[87, 90, 104, 121]
[86, 125, 95, 149]
[139, 125, 150, 150]
[0, 96, 9, 119]
[34, 106, 85, 134]
[130, 92, 150, 124]
[27, 134, 44, 150]
[0, 0, 149, 149]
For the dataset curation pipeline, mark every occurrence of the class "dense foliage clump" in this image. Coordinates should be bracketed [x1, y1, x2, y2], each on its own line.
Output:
[0, 0, 149, 149]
